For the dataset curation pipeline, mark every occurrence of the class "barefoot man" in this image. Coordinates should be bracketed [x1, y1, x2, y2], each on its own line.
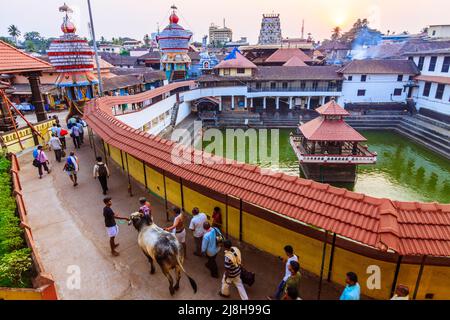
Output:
[165, 207, 187, 258]
[103, 197, 129, 257]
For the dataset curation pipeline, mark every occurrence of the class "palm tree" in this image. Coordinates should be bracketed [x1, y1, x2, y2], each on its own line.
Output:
[331, 26, 342, 40]
[7, 25, 20, 45]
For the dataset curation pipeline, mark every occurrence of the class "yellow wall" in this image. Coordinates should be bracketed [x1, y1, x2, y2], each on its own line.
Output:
[0, 120, 55, 154]
[0, 288, 44, 300]
[103, 142, 450, 300]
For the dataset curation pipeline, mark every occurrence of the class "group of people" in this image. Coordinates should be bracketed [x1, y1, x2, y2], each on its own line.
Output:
[67, 116, 86, 149]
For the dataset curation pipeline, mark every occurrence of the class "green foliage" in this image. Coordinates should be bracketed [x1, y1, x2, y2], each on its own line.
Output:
[0, 248, 32, 288]
[0, 37, 16, 47]
[0, 156, 32, 288]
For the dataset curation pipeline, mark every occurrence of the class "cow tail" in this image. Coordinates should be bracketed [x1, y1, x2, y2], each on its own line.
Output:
[176, 255, 198, 293]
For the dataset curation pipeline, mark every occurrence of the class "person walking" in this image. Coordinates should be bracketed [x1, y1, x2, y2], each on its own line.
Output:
[189, 207, 207, 256]
[165, 207, 186, 258]
[138, 197, 152, 224]
[34, 145, 51, 179]
[219, 240, 248, 300]
[93, 156, 110, 195]
[71, 124, 81, 149]
[48, 134, 63, 163]
[340, 272, 361, 300]
[201, 222, 220, 278]
[211, 207, 223, 232]
[282, 261, 301, 299]
[76, 118, 86, 145]
[103, 197, 129, 257]
[271, 245, 299, 300]
[57, 124, 67, 150]
[64, 152, 79, 187]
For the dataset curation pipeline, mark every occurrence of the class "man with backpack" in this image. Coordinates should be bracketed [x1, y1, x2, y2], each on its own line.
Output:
[64, 152, 79, 187]
[201, 222, 222, 278]
[33, 145, 51, 179]
[93, 156, 110, 195]
[219, 240, 248, 300]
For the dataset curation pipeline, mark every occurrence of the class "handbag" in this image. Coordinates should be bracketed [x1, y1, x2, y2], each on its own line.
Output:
[61, 150, 66, 158]
[32, 159, 40, 168]
[60, 129, 68, 136]
[240, 266, 255, 287]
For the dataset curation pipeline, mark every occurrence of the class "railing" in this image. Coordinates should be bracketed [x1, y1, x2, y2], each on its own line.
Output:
[290, 136, 377, 164]
[0, 154, 58, 300]
[248, 86, 342, 93]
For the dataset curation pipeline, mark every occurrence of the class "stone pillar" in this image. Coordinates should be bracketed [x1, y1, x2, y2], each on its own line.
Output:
[289, 97, 293, 109]
[219, 96, 222, 111]
[263, 97, 267, 109]
[320, 96, 326, 105]
[307, 97, 312, 109]
[26, 72, 47, 122]
[250, 98, 253, 109]
[0, 95, 18, 132]
[276, 97, 280, 110]
[231, 96, 235, 110]
[244, 97, 248, 109]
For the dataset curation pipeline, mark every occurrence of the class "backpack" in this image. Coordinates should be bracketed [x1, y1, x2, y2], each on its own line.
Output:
[214, 227, 224, 247]
[32, 148, 39, 159]
[98, 164, 107, 177]
[66, 157, 76, 171]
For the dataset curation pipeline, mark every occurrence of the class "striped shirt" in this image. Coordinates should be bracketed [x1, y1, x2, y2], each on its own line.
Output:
[224, 247, 241, 278]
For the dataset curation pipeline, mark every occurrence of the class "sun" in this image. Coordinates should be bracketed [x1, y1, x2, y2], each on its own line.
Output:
[333, 13, 347, 27]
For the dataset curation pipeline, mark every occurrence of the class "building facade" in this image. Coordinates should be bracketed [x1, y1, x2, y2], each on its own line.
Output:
[209, 22, 233, 46]
[407, 48, 450, 117]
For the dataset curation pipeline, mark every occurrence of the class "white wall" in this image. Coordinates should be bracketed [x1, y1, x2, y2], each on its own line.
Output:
[341, 74, 410, 104]
[411, 55, 450, 76]
[414, 81, 450, 115]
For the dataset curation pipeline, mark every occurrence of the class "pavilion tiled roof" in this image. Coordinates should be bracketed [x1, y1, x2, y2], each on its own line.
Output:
[415, 75, 450, 85]
[84, 80, 450, 258]
[0, 40, 52, 73]
[299, 117, 367, 142]
[214, 52, 257, 69]
[283, 56, 308, 67]
[265, 48, 312, 63]
[338, 59, 419, 75]
[315, 100, 350, 116]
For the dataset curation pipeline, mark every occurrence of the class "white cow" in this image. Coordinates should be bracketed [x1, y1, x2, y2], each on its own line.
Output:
[129, 212, 197, 295]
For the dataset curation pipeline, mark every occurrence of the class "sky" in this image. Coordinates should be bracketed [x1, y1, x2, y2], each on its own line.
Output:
[0, 0, 449, 43]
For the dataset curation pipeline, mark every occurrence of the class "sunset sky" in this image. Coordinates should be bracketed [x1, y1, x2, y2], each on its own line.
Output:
[0, 0, 449, 43]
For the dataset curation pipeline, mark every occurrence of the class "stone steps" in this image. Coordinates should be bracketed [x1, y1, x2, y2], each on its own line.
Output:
[400, 120, 449, 147]
[395, 127, 450, 159]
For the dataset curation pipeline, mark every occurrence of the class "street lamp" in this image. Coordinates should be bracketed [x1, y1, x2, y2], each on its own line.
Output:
[87, 0, 104, 96]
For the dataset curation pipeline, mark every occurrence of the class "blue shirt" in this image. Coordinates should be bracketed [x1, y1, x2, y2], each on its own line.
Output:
[201, 229, 219, 257]
[340, 283, 361, 300]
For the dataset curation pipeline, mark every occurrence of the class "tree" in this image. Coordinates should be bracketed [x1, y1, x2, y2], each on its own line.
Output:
[331, 26, 342, 40]
[7, 25, 20, 45]
[24, 31, 42, 42]
[0, 37, 15, 47]
[24, 40, 37, 52]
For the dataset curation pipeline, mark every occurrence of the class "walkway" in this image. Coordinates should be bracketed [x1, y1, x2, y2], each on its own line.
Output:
[19, 135, 344, 300]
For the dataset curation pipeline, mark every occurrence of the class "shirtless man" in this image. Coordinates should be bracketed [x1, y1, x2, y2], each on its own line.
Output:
[165, 207, 186, 258]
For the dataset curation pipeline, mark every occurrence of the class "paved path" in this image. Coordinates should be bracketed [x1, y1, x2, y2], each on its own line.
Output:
[19, 135, 343, 300]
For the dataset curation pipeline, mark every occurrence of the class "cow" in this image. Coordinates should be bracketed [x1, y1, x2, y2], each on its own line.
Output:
[128, 212, 197, 295]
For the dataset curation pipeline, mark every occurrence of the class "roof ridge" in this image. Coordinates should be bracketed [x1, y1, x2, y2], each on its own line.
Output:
[377, 199, 401, 253]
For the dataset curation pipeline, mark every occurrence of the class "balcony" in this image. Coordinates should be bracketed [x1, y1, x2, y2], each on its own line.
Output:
[248, 86, 342, 93]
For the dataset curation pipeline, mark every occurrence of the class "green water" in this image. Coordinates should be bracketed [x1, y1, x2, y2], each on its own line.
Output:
[200, 129, 450, 204]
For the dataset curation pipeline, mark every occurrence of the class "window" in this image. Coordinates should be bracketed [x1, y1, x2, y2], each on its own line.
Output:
[393, 88, 403, 96]
[237, 68, 245, 74]
[223, 68, 230, 76]
[348, 75, 353, 81]
[408, 56, 414, 61]
[423, 82, 432, 97]
[435, 84, 445, 100]
[357, 89, 366, 96]
[429, 56, 438, 72]
[417, 57, 425, 71]
[409, 75, 414, 81]
[397, 75, 403, 82]
[361, 75, 367, 82]
[256, 82, 262, 89]
[282, 82, 288, 89]
[312, 81, 318, 89]
[270, 82, 276, 89]
[442, 57, 450, 73]
[300, 82, 306, 89]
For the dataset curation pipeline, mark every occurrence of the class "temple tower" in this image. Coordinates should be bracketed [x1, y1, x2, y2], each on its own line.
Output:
[258, 14, 282, 45]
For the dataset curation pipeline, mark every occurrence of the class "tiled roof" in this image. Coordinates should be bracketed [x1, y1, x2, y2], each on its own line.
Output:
[214, 52, 257, 69]
[84, 81, 450, 257]
[316, 100, 350, 116]
[415, 75, 450, 85]
[338, 59, 419, 75]
[103, 74, 143, 91]
[0, 40, 52, 73]
[318, 40, 352, 51]
[299, 117, 367, 142]
[265, 48, 312, 63]
[255, 66, 342, 81]
[283, 56, 308, 67]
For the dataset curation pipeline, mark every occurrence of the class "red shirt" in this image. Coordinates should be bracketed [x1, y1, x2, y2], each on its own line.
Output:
[212, 211, 222, 225]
